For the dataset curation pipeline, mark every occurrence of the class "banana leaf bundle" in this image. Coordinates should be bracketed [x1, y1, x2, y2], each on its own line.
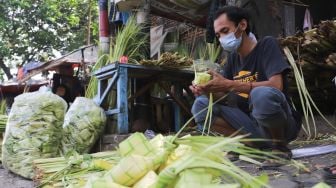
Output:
[61, 97, 106, 154]
[2, 91, 67, 179]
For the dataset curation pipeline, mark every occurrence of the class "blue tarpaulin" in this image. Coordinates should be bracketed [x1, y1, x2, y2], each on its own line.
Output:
[23, 61, 42, 75]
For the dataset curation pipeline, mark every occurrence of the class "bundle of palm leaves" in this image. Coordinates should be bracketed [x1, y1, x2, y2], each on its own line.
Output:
[85, 16, 148, 99]
[139, 52, 193, 68]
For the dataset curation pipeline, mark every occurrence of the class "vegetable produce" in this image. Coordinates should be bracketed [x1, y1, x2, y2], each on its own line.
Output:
[61, 97, 106, 154]
[2, 91, 67, 179]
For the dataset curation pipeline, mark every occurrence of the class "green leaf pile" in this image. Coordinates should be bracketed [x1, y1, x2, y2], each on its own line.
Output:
[2, 91, 67, 178]
[61, 97, 106, 154]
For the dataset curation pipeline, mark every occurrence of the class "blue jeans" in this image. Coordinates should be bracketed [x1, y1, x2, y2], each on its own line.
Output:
[191, 86, 300, 143]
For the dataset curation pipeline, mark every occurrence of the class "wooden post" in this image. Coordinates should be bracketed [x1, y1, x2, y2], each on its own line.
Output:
[132, 0, 152, 131]
[117, 66, 129, 133]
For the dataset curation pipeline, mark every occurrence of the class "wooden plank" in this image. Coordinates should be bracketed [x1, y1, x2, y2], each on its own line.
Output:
[93, 63, 118, 76]
[158, 83, 191, 116]
[116, 66, 129, 133]
[173, 84, 183, 131]
[98, 72, 118, 105]
[106, 109, 121, 115]
[128, 80, 156, 102]
[95, 70, 118, 80]
[158, 82, 192, 131]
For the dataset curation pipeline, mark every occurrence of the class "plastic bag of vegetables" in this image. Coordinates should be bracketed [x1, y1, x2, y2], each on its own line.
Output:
[61, 97, 106, 154]
[2, 91, 67, 179]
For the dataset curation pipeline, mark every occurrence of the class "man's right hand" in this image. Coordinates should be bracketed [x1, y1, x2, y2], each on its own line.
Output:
[189, 83, 204, 96]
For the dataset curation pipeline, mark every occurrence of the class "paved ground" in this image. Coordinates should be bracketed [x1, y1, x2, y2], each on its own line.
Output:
[236, 151, 336, 188]
[0, 165, 34, 188]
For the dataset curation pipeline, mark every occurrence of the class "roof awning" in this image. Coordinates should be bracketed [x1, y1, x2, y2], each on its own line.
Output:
[116, 0, 212, 27]
[151, 0, 211, 27]
[20, 45, 98, 83]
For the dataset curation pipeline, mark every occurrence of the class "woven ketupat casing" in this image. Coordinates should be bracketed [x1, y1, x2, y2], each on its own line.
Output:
[118, 132, 154, 157]
[107, 154, 156, 186]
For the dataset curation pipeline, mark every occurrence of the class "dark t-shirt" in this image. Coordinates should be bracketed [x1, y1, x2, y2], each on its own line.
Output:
[222, 36, 290, 113]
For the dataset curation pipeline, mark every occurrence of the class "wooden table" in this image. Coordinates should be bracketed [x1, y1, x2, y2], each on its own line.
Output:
[93, 62, 194, 133]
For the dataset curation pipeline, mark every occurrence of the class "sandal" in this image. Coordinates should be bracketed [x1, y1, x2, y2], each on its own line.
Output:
[261, 145, 292, 169]
[323, 165, 336, 185]
[227, 151, 240, 162]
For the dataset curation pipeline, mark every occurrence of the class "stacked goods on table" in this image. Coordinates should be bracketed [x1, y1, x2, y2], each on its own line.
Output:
[280, 20, 336, 113]
[139, 52, 193, 68]
[33, 133, 292, 188]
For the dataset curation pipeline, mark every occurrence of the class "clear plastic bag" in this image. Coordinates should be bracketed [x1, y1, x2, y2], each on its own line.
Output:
[61, 97, 106, 154]
[2, 91, 67, 179]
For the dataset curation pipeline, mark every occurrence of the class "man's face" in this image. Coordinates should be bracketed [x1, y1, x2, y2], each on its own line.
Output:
[214, 14, 239, 39]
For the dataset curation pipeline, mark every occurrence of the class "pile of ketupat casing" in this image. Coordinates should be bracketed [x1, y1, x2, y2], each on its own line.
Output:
[35, 132, 281, 188]
[2, 91, 67, 179]
[61, 97, 106, 154]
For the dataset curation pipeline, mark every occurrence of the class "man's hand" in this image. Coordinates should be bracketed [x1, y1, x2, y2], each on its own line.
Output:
[198, 70, 233, 93]
[189, 84, 204, 96]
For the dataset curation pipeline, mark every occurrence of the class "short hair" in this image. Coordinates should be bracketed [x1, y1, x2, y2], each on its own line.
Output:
[215, 6, 250, 34]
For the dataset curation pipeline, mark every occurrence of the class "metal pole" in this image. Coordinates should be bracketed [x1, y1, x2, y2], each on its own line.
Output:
[98, 0, 110, 54]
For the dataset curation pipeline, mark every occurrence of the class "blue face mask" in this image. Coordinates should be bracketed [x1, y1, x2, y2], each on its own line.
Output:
[219, 28, 242, 52]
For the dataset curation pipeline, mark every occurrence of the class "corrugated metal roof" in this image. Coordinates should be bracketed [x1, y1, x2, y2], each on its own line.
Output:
[116, 0, 212, 27]
[151, 0, 212, 27]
